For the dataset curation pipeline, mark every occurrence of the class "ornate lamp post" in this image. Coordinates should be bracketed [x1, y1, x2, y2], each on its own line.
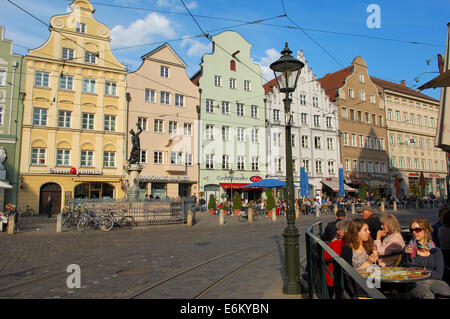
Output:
[270, 43, 304, 294]
[229, 168, 234, 202]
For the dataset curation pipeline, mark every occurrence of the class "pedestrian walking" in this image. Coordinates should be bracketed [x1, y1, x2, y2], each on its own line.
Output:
[46, 195, 53, 218]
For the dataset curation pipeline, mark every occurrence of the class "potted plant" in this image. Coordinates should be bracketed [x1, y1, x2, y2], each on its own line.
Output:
[233, 192, 242, 216]
[265, 190, 276, 218]
[208, 194, 216, 215]
[223, 203, 229, 215]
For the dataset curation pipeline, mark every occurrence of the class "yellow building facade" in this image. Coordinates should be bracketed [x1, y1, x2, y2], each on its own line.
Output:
[18, 0, 127, 215]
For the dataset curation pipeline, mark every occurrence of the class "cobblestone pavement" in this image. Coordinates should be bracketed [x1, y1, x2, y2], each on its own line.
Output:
[0, 208, 441, 299]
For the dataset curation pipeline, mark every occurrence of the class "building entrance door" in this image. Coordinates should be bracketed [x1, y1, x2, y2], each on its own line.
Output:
[39, 183, 62, 216]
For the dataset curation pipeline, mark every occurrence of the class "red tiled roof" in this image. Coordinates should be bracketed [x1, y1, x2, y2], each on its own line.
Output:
[190, 70, 202, 87]
[263, 77, 278, 94]
[370, 77, 439, 103]
[317, 66, 353, 101]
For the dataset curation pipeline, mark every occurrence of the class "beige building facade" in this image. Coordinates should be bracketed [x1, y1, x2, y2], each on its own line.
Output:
[18, 0, 127, 215]
[372, 77, 448, 198]
[318, 57, 390, 194]
[127, 43, 199, 199]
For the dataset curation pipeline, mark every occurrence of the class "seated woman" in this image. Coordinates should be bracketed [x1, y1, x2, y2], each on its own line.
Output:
[374, 214, 405, 267]
[397, 217, 450, 299]
[341, 219, 378, 298]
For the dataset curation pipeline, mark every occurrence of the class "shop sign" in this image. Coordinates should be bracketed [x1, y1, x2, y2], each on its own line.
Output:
[217, 175, 249, 181]
[250, 176, 263, 182]
[139, 175, 190, 182]
[368, 173, 381, 178]
[49, 168, 103, 176]
[427, 174, 440, 178]
[409, 173, 420, 177]
[347, 174, 359, 178]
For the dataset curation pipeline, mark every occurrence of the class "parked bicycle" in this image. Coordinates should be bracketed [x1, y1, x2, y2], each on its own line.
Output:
[62, 207, 84, 229]
[104, 208, 136, 230]
[77, 210, 114, 232]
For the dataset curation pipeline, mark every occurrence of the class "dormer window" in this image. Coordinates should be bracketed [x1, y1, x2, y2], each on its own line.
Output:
[230, 60, 236, 71]
[76, 22, 87, 33]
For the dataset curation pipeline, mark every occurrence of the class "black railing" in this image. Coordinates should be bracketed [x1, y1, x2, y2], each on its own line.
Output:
[305, 221, 386, 299]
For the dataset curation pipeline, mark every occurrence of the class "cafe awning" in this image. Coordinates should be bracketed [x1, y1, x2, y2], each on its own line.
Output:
[220, 183, 251, 189]
[321, 180, 356, 192]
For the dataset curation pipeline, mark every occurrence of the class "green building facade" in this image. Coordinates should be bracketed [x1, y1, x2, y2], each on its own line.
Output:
[193, 31, 266, 206]
[0, 26, 25, 208]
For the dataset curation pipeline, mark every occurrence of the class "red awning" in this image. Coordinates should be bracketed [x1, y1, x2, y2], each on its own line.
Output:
[220, 183, 254, 189]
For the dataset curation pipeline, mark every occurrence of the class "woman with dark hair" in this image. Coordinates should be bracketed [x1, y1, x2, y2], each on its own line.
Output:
[398, 217, 450, 299]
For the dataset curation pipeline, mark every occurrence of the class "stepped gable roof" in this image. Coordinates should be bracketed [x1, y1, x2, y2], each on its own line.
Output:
[370, 76, 439, 103]
[317, 66, 353, 101]
[263, 77, 279, 94]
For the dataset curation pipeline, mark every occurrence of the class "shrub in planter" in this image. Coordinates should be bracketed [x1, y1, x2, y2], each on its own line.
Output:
[265, 190, 276, 217]
[233, 192, 242, 216]
[208, 194, 216, 215]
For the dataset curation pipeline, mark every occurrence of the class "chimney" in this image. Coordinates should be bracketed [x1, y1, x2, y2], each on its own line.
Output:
[400, 80, 406, 87]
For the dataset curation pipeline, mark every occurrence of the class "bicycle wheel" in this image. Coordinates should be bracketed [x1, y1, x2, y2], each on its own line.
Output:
[100, 217, 114, 232]
[77, 218, 88, 231]
[120, 216, 136, 229]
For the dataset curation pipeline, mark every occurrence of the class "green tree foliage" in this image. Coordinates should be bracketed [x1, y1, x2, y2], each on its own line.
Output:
[208, 194, 216, 210]
[232, 192, 242, 210]
[265, 190, 276, 211]
[359, 184, 369, 202]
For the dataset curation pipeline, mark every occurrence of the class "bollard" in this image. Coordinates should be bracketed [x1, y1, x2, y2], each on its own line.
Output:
[248, 207, 253, 224]
[56, 213, 62, 233]
[272, 208, 276, 221]
[295, 206, 299, 219]
[334, 204, 338, 215]
[219, 210, 224, 226]
[7, 215, 15, 235]
[187, 210, 192, 227]
[393, 200, 397, 212]
[351, 203, 356, 215]
[315, 205, 320, 217]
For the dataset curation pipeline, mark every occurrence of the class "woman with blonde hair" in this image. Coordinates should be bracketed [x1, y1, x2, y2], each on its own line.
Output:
[374, 214, 405, 267]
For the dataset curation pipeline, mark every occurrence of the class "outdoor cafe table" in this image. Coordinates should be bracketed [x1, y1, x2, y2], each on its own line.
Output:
[359, 267, 431, 284]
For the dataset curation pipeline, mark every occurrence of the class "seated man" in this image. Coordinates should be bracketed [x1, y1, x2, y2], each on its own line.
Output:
[321, 209, 346, 243]
[359, 205, 382, 240]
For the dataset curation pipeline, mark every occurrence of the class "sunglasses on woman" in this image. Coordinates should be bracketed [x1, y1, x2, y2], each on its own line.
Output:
[410, 228, 423, 233]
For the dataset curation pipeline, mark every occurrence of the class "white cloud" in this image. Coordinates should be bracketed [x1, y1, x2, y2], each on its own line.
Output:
[181, 37, 211, 57]
[257, 48, 280, 83]
[156, 0, 197, 10]
[110, 13, 175, 48]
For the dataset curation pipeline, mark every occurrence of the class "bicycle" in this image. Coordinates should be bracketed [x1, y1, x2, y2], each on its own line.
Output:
[77, 210, 114, 232]
[105, 209, 136, 230]
[62, 207, 84, 229]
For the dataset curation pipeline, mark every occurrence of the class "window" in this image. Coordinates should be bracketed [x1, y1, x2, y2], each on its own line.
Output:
[251, 129, 258, 143]
[140, 150, 147, 164]
[360, 91, 366, 101]
[312, 96, 318, 107]
[76, 22, 86, 33]
[81, 150, 94, 167]
[302, 136, 309, 148]
[138, 117, 148, 131]
[62, 48, 74, 60]
[154, 151, 163, 164]
[299, 94, 306, 105]
[349, 109, 355, 121]
[403, 112, 408, 123]
[370, 94, 375, 104]
[82, 113, 94, 130]
[348, 89, 354, 98]
[417, 115, 422, 125]
[169, 121, 178, 135]
[341, 107, 347, 120]
[303, 160, 310, 173]
[379, 138, 384, 150]
[275, 158, 282, 172]
[387, 109, 393, 120]
[237, 103, 244, 116]
[58, 111, 71, 128]
[273, 109, 280, 121]
[374, 162, 380, 173]
[206, 154, 214, 169]
[421, 159, 425, 169]
[315, 160, 323, 174]
[390, 158, 396, 168]
[170, 152, 183, 165]
[184, 123, 192, 136]
[359, 73, 365, 83]
[343, 132, 348, 146]
[359, 135, 364, 148]
[328, 161, 335, 174]
[185, 153, 193, 166]
[0, 70, 5, 86]
[230, 60, 236, 71]
[237, 128, 245, 142]
[230, 78, 236, 89]
[372, 114, 376, 125]
[360, 160, 366, 172]
[205, 125, 214, 140]
[83, 78, 95, 93]
[314, 115, 320, 127]
[160, 65, 169, 78]
[365, 112, 370, 123]
[358, 111, 362, 122]
[395, 111, 400, 121]
[175, 94, 184, 107]
[103, 152, 116, 168]
[160, 91, 170, 105]
[35, 71, 49, 87]
[273, 132, 281, 146]
[206, 99, 214, 113]
[251, 105, 258, 118]
[410, 114, 415, 125]
[33, 108, 47, 126]
[31, 148, 46, 165]
[378, 115, 383, 126]
[419, 138, 423, 149]
[222, 155, 230, 170]
[214, 75, 222, 87]
[351, 134, 356, 146]
[237, 156, 245, 170]
[373, 136, 378, 149]
[368, 161, 373, 173]
[222, 126, 230, 141]
[428, 160, 432, 169]
[222, 101, 230, 114]
[104, 81, 116, 96]
[154, 119, 163, 133]
[424, 116, 428, 126]
[326, 117, 332, 128]
[435, 161, 439, 170]
[314, 136, 322, 149]
[104, 115, 116, 131]
[84, 51, 96, 64]
[56, 149, 70, 166]
[251, 157, 259, 171]
[60, 75, 73, 90]
[353, 160, 358, 172]
[301, 113, 307, 124]
[399, 157, 404, 168]
[407, 158, 412, 169]
[366, 136, 371, 148]
[145, 89, 155, 102]
[244, 80, 251, 91]
[430, 117, 435, 128]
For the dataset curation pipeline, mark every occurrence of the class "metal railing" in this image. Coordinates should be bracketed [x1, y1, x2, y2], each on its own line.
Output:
[305, 221, 386, 299]
[68, 198, 196, 225]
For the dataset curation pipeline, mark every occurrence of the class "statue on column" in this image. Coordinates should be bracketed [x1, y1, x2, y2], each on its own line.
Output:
[128, 123, 143, 165]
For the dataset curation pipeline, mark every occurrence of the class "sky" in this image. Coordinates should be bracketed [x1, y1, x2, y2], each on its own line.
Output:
[1, 0, 449, 100]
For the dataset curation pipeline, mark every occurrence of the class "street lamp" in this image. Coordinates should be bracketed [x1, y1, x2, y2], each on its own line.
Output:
[229, 168, 234, 202]
[270, 42, 304, 295]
